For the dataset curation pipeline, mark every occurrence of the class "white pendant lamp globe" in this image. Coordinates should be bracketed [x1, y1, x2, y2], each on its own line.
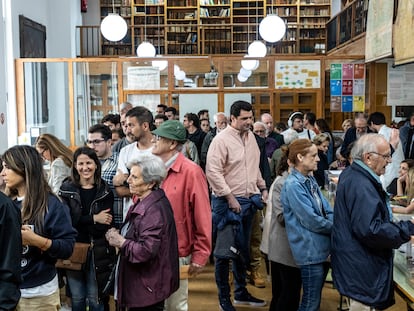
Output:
[237, 73, 248, 82]
[100, 13, 128, 42]
[136, 41, 156, 57]
[259, 14, 286, 43]
[248, 40, 267, 57]
[175, 70, 186, 81]
[241, 55, 259, 71]
[239, 67, 252, 78]
[152, 56, 168, 71]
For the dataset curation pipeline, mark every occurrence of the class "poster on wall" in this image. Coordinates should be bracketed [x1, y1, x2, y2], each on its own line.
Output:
[275, 60, 320, 89]
[365, 0, 393, 63]
[330, 63, 365, 112]
[387, 62, 414, 106]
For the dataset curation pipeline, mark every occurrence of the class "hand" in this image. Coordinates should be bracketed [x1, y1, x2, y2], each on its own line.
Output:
[390, 128, 400, 150]
[21, 225, 36, 246]
[113, 169, 128, 187]
[226, 194, 241, 213]
[261, 190, 268, 202]
[188, 262, 204, 277]
[94, 208, 113, 225]
[105, 228, 126, 248]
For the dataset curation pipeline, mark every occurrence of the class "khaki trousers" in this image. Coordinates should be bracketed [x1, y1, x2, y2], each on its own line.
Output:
[17, 288, 60, 311]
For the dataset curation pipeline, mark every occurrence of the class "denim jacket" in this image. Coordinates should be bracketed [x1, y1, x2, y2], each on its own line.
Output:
[281, 168, 333, 266]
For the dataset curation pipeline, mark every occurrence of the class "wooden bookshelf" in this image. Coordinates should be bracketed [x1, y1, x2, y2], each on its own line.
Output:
[132, 0, 166, 55]
[232, 0, 264, 54]
[266, 0, 330, 54]
[98, 0, 330, 55]
[100, 0, 133, 55]
[199, 0, 231, 54]
[166, 0, 199, 54]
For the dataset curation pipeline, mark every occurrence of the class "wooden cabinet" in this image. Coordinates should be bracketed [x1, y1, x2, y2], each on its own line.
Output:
[89, 74, 119, 125]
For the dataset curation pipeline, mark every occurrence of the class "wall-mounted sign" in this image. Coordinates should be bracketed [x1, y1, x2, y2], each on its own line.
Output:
[275, 60, 320, 89]
[330, 63, 365, 112]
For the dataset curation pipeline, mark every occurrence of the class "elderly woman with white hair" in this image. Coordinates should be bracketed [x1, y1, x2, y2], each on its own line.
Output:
[106, 155, 179, 311]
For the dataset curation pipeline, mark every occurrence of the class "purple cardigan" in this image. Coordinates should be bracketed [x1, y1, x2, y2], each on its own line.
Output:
[116, 188, 179, 308]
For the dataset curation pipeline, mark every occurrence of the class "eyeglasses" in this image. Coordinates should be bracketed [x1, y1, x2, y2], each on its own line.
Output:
[153, 135, 163, 141]
[86, 139, 106, 145]
[369, 152, 392, 160]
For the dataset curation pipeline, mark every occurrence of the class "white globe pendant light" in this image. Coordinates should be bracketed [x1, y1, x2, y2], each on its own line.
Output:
[241, 55, 259, 71]
[175, 70, 186, 81]
[248, 40, 267, 57]
[239, 67, 252, 78]
[136, 41, 156, 57]
[237, 73, 248, 82]
[152, 56, 168, 71]
[259, 14, 286, 43]
[100, 13, 128, 42]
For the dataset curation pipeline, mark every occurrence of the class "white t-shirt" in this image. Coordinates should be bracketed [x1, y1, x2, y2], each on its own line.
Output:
[117, 142, 153, 220]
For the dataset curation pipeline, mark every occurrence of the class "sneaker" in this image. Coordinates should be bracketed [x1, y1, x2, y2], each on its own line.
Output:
[250, 270, 266, 288]
[219, 298, 236, 311]
[234, 293, 266, 307]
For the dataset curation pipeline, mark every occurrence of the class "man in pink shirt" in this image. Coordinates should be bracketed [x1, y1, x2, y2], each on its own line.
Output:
[206, 100, 268, 311]
[152, 120, 212, 311]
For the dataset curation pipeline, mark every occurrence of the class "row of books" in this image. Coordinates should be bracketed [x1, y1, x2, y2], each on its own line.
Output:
[200, 0, 230, 5]
[199, 7, 230, 17]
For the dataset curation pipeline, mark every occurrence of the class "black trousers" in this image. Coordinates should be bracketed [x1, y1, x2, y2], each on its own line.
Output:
[269, 261, 302, 311]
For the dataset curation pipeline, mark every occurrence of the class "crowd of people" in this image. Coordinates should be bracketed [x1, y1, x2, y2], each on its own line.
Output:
[1, 101, 414, 311]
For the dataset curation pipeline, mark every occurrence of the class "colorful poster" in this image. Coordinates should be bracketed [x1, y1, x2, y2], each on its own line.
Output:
[330, 63, 366, 112]
[275, 60, 320, 89]
[330, 96, 342, 112]
[342, 64, 354, 79]
[342, 96, 353, 112]
[342, 80, 353, 95]
[330, 80, 342, 96]
[330, 64, 342, 80]
[353, 80, 365, 95]
[353, 96, 365, 111]
[354, 64, 365, 79]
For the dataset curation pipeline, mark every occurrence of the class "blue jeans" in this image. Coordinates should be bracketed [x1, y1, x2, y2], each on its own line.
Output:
[298, 262, 329, 311]
[66, 258, 104, 311]
[214, 203, 254, 301]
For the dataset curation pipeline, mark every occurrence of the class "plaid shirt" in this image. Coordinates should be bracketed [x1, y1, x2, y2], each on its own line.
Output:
[101, 152, 123, 229]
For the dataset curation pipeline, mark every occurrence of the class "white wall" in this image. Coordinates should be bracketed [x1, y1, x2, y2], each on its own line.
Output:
[0, 0, 84, 151]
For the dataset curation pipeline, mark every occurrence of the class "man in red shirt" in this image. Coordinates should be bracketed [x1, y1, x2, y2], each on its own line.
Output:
[152, 120, 212, 311]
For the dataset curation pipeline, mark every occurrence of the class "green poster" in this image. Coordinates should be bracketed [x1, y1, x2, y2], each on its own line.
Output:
[330, 64, 342, 80]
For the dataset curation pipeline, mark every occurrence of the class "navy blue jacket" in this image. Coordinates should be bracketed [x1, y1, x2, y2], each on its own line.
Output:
[17, 194, 76, 289]
[331, 161, 414, 309]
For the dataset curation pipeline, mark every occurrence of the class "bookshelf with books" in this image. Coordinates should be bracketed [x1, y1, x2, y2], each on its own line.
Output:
[232, 0, 264, 54]
[199, 0, 231, 54]
[166, 0, 199, 54]
[100, 0, 133, 55]
[132, 0, 166, 55]
[266, 0, 330, 54]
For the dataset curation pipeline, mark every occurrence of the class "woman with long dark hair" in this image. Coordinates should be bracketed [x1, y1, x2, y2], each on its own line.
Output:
[59, 146, 116, 311]
[1, 145, 76, 310]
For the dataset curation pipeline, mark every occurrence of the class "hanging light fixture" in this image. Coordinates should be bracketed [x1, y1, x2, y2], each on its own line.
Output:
[237, 72, 248, 82]
[241, 55, 259, 71]
[239, 67, 252, 78]
[100, 0, 128, 42]
[137, 0, 156, 57]
[248, 1, 267, 57]
[259, 0, 286, 43]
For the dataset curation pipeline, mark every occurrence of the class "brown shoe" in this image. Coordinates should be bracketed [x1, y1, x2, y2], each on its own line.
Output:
[250, 271, 266, 288]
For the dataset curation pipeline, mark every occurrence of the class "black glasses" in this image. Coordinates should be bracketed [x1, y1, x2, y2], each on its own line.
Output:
[86, 139, 106, 145]
[369, 152, 392, 160]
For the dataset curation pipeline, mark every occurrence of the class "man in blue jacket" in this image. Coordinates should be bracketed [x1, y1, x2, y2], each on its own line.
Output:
[331, 133, 414, 310]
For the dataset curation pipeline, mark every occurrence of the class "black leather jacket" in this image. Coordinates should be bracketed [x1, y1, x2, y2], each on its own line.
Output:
[59, 179, 116, 300]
